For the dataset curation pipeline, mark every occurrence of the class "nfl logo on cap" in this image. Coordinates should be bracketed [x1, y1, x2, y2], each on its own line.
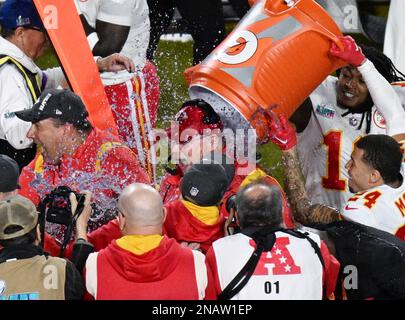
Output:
[190, 187, 199, 197]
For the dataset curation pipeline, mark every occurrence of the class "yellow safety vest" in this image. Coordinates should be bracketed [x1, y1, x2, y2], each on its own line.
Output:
[0, 54, 42, 102]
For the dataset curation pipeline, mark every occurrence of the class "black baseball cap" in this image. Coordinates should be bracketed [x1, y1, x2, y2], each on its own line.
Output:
[0, 154, 20, 192]
[181, 164, 229, 207]
[15, 89, 90, 126]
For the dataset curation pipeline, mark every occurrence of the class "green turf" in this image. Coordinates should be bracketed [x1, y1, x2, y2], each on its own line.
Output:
[35, 46, 59, 69]
[154, 40, 193, 128]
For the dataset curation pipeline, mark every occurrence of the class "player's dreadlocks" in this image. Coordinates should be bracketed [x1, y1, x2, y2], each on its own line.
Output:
[341, 45, 405, 134]
[362, 45, 405, 83]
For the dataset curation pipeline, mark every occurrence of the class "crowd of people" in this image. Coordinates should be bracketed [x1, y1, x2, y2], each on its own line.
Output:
[0, 0, 405, 300]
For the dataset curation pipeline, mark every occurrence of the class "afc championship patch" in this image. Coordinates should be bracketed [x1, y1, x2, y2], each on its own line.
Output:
[373, 110, 386, 129]
[315, 104, 335, 119]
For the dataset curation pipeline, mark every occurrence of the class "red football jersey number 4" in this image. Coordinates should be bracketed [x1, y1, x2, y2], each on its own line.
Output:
[252, 237, 302, 275]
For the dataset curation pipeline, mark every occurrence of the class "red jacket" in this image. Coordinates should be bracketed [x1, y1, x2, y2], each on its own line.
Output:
[163, 200, 224, 253]
[47, 219, 123, 258]
[19, 128, 149, 236]
[85, 236, 217, 300]
[159, 170, 182, 204]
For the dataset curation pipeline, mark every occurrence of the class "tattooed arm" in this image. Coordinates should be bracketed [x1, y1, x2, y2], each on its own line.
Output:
[266, 111, 340, 225]
[282, 148, 340, 225]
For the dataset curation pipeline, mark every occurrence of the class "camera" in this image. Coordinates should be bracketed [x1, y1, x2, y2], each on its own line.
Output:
[225, 194, 240, 235]
[40, 186, 85, 226]
[38, 186, 87, 257]
[225, 194, 236, 213]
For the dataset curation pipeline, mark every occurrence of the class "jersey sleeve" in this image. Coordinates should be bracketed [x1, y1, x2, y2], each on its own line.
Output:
[97, 0, 133, 26]
[341, 193, 380, 228]
[358, 59, 405, 137]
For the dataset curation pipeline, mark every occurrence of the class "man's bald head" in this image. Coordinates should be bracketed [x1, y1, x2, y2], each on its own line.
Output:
[235, 181, 283, 229]
[118, 183, 164, 229]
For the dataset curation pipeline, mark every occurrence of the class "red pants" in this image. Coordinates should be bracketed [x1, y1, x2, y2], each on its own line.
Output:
[104, 60, 159, 183]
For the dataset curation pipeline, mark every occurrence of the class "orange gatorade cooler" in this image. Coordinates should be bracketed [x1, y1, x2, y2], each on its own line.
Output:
[186, 0, 345, 144]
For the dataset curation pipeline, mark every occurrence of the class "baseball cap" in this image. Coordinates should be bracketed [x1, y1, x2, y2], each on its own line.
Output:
[0, 154, 20, 193]
[15, 89, 90, 126]
[181, 164, 229, 207]
[0, 0, 45, 31]
[0, 195, 38, 240]
[167, 99, 223, 144]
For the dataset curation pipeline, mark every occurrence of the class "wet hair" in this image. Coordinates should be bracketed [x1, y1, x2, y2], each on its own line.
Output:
[0, 225, 37, 247]
[235, 180, 283, 229]
[356, 134, 403, 184]
[339, 45, 405, 134]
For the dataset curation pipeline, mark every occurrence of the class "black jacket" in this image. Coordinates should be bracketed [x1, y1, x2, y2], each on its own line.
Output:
[323, 221, 405, 300]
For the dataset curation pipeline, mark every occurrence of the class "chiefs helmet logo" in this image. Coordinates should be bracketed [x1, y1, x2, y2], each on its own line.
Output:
[373, 110, 386, 129]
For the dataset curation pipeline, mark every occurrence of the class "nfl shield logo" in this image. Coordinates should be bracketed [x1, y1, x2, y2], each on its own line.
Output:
[190, 187, 199, 197]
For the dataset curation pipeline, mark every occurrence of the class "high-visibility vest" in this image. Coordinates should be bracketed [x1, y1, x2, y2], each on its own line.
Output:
[0, 54, 42, 102]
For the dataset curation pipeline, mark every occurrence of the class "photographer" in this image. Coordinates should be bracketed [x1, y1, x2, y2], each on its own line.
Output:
[206, 181, 340, 300]
[0, 195, 90, 300]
